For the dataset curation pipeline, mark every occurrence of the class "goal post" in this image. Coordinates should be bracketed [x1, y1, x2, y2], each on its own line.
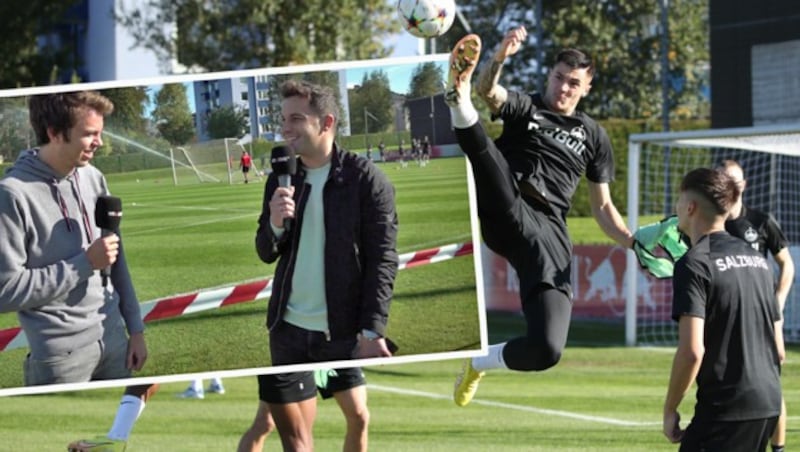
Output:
[626, 123, 800, 346]
[168, 138, 262, 185]
[169, 147, 221, 185]
[225, 135, 264, 185]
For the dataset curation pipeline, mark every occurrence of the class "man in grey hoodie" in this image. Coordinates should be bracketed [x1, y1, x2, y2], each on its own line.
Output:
[0, 90, 147, 385]
[0, 91, 160, 451]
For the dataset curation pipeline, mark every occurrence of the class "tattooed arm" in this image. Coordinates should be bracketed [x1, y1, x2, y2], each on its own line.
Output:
[477, 26, 528, 114]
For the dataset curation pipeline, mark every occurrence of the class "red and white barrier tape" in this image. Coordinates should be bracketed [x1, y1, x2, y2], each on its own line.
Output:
[0, 242, 473, 352]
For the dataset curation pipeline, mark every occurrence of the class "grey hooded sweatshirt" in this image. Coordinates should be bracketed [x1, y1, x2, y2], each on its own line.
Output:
[0, 150, 144, 359]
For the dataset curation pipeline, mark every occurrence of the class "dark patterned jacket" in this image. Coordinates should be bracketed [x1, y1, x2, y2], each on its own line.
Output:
[256, 143, 398, 339]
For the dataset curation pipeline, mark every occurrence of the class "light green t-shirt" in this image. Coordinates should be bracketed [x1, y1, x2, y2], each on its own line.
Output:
[284, 162, 330, 333]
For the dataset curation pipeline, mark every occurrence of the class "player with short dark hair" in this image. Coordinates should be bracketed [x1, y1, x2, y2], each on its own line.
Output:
[445, 28, 633, 407]
[664, 167, 782, 451]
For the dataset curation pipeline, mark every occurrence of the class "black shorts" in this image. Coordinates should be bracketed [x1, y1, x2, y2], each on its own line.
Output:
[258, 373, 316, 404]
[480, 196, 572, 300]
[242, 165, 251, 173]
[269, 321, 357, 366]
[257, 368, 366, 403]
[680, 417, 778, 452]
[316, 367, 366, 400]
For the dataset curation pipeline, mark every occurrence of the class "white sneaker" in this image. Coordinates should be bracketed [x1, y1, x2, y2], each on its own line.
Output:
[207, 381, 225, 395]
[178, 386, 204, 399]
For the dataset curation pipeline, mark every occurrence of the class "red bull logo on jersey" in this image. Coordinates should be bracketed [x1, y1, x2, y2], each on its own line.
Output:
[540, 125, 588, 156]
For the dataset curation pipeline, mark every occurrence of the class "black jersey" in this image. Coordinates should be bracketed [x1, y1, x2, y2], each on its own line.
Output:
[494, 91, 615, 217]
[725, 205, 789, 258]
[672, 232, 781, 422]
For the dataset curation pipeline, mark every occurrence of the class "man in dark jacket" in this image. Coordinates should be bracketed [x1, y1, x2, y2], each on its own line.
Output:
[252, 79, 398, 452]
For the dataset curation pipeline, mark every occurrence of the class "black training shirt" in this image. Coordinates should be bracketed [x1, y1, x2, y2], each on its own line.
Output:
[494, 91, 615, 217]
[725, 205, 789, 258]
[672, 232, 781, 421]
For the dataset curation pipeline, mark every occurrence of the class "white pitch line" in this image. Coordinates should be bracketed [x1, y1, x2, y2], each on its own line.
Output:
[124, 212, 257, 236]
[367, 384, 660, 427]
[129, 201, 254, 214]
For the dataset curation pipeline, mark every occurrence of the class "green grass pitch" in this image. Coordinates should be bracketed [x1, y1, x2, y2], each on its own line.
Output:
[2, 156, 797, 450]
[1, 345, 798, 450]
[0, 156, 480, 386]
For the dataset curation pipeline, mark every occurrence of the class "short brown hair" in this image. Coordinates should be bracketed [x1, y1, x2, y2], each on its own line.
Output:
[280, 80, 338, 119]
[28, 91, 114, 145]
[680, 167, 741, 215]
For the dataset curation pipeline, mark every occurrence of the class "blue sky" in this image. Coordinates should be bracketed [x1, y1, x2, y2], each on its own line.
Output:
[345, 62, 440, 95]
[146, 28, 436, 114]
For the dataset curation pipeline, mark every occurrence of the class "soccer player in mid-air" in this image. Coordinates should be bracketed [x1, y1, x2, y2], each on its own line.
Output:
[664, 167, 781, 450]
[445, 27, 634, 407]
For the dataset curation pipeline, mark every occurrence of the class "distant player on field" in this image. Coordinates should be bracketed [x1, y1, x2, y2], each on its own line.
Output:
[240, 150, 253, 184]
[720, 159, 794, 452]
[664, 167, 781, 451]
[420, 135, 431, 166]
[445, 28, 633, 407]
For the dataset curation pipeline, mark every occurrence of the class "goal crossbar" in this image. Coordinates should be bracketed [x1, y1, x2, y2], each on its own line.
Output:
[626, 123, 800, 346]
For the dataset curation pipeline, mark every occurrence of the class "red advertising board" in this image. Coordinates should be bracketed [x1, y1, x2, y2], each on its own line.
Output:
[481, 244, 673, 321]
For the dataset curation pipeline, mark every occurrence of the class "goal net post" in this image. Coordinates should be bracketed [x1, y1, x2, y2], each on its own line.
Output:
[224, 136, 264, 185]
[169, 138, 252, 185]
[626, 123, 800, 346]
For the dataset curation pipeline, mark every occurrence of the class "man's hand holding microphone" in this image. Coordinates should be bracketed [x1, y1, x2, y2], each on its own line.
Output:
[269, 146, 297, 232]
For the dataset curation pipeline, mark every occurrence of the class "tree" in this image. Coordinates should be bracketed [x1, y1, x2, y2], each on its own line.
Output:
[0, 97, 34, 162]
[116, 0, 395, 72]
[450, 0, 709, 120]
[348, 70, 393, 135]
[151, 83, 195, 145]
[206, 105, 249, 139]
[408, 62, 445, 99]
[0, 0, 83, 89]
[101, 87, 150, 134]
[261, 71, 347, 139]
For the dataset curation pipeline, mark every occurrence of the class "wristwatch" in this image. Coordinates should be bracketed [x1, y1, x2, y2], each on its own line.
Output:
[360, 329, 381, 340]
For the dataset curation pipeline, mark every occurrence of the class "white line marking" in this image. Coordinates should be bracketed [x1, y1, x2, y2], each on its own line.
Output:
[367, 383, 660, 427]
[124, 213, 256, 236]
[128, 202, 254, 214]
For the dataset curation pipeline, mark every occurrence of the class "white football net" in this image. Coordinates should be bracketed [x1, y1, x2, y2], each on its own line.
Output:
[169, 138, 262, 185]
[626, 124, 800, 345]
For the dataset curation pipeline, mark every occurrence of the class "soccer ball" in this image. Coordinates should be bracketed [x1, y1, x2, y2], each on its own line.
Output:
[397, 0, 457, 39]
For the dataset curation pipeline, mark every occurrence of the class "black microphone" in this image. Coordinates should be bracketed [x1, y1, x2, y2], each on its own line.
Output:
[270, 146, 297, 231]
[95, 195, 123, 287]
